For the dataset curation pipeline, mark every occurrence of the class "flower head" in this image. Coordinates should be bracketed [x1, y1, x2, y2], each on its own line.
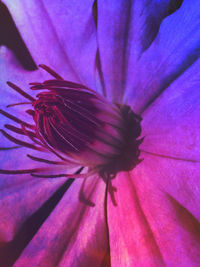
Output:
[1, 64, 143, 184]
[0, 1, 200, 267]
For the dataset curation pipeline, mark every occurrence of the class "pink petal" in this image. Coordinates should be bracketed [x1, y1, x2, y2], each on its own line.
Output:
[125, 0, 200, 112]
[107, 171, 164, 266]
[14, 177, 109, 267]
[108, 168, 200, 266]
[133, 157, 200, 265]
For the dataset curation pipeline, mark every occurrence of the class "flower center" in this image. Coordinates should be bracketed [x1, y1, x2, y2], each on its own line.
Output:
[0, 65, 143, 181]
[31, 82, 143, 177]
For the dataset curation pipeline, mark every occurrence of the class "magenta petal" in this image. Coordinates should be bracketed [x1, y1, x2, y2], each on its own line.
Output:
[131, 158, 200, 265]
[125, 0, 200, 112]
[14, 177, 109, 267]
[107, 172, 165, 266]
[108, 169, 200, 266]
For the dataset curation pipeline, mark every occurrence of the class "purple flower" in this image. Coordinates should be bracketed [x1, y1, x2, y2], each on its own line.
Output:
[0, 1, 200, 266]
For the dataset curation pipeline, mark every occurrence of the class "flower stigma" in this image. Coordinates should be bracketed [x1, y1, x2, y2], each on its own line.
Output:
[0, 65, 143, 203]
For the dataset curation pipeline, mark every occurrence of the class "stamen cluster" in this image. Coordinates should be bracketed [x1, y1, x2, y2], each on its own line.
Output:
[0, 65, 143, 184]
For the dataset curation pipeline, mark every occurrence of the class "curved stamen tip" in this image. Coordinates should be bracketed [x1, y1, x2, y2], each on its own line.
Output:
[38, 64, 64, 80]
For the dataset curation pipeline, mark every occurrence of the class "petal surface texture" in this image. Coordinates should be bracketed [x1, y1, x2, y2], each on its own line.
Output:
[107, 12, 200, 266]
[3, 0, 97, 88]
[96, 0, 176, 102]
[0, 0, 200, 267]
[14, 177, 109, 267]
[125, 0, 200, 113]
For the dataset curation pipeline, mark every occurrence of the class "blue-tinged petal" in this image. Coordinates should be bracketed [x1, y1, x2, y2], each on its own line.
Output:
[96, 0, 176, 101]
[141, 55, 200, 161]
[3, 0, 97, 88]
[125, 0, 200, 112]
[112, 42, 200, 266]
[0, 47, 44, 106]
[14, 176, 109, 267]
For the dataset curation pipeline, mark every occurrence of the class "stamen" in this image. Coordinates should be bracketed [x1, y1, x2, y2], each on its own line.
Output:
[26, 109, 35, 116]
[7, 102, 31, 108]
[49, 119, 80, 152]
[0, 109, 33, 128]
[43, 79, 89, 90]
[5, 124, 36, 137]
[7, 81, 35, 101]
[20, 123, 44, 147]
[36, 129, 78, 163]
[0, 129, 44, 151]
[0, 168, 45, 174]
[0, 146, 20, 150]
[79, 179, 95, 207]
[31, 173, 88, 178]
[1, 64, 144, 205]
[39, 64, 64, 80]
[27, 154, 67, 165]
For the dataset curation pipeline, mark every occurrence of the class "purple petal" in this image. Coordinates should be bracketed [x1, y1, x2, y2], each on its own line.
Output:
[14, 177, 109, 267]
[141, 56, 200, 161]
[0, 173, 68, 242]
[125, 0, 200, 112]
[96, 0, 176, 101]
[4, 0, 97, 87]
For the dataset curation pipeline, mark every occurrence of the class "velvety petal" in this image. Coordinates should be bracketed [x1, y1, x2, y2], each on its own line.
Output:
[132, 156, 200, 266]
[107, 171, 165, 267]
[108, 166, 200, 266]
[140, 54, 200, 161]
[109, 54, 200, 265]
[14, 176, 109, 267]
[125, 0, 200, 113]
[96, 0, 177, 101]
[3, 0, 97, 87]
[0, 173, 67, 243]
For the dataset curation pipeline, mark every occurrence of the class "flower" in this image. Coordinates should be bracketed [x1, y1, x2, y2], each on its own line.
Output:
[0, 1, 200, 267]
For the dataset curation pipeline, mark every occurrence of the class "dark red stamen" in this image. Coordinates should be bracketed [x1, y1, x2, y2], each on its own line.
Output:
[0, 146, 20, 150]
[39, 64, 64, 80]
[0, 129, 44, 151]
[7, 102, 31, 108]
[0, 168, 44, 174]
[0, 109, 33, 128]
[7, 81, 35, 101]
[5, 124, 36, 137]
[21, 123, 45, 147]
[27, 154, 65, 165]
[26, 109, 35, 116]
[31, 173, 68, 178]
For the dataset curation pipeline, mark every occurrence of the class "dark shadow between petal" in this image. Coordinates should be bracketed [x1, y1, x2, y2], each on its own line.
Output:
[0, 2, 37, 70]
[0, 178, 74, 267]
[167, 194, 200, 239]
